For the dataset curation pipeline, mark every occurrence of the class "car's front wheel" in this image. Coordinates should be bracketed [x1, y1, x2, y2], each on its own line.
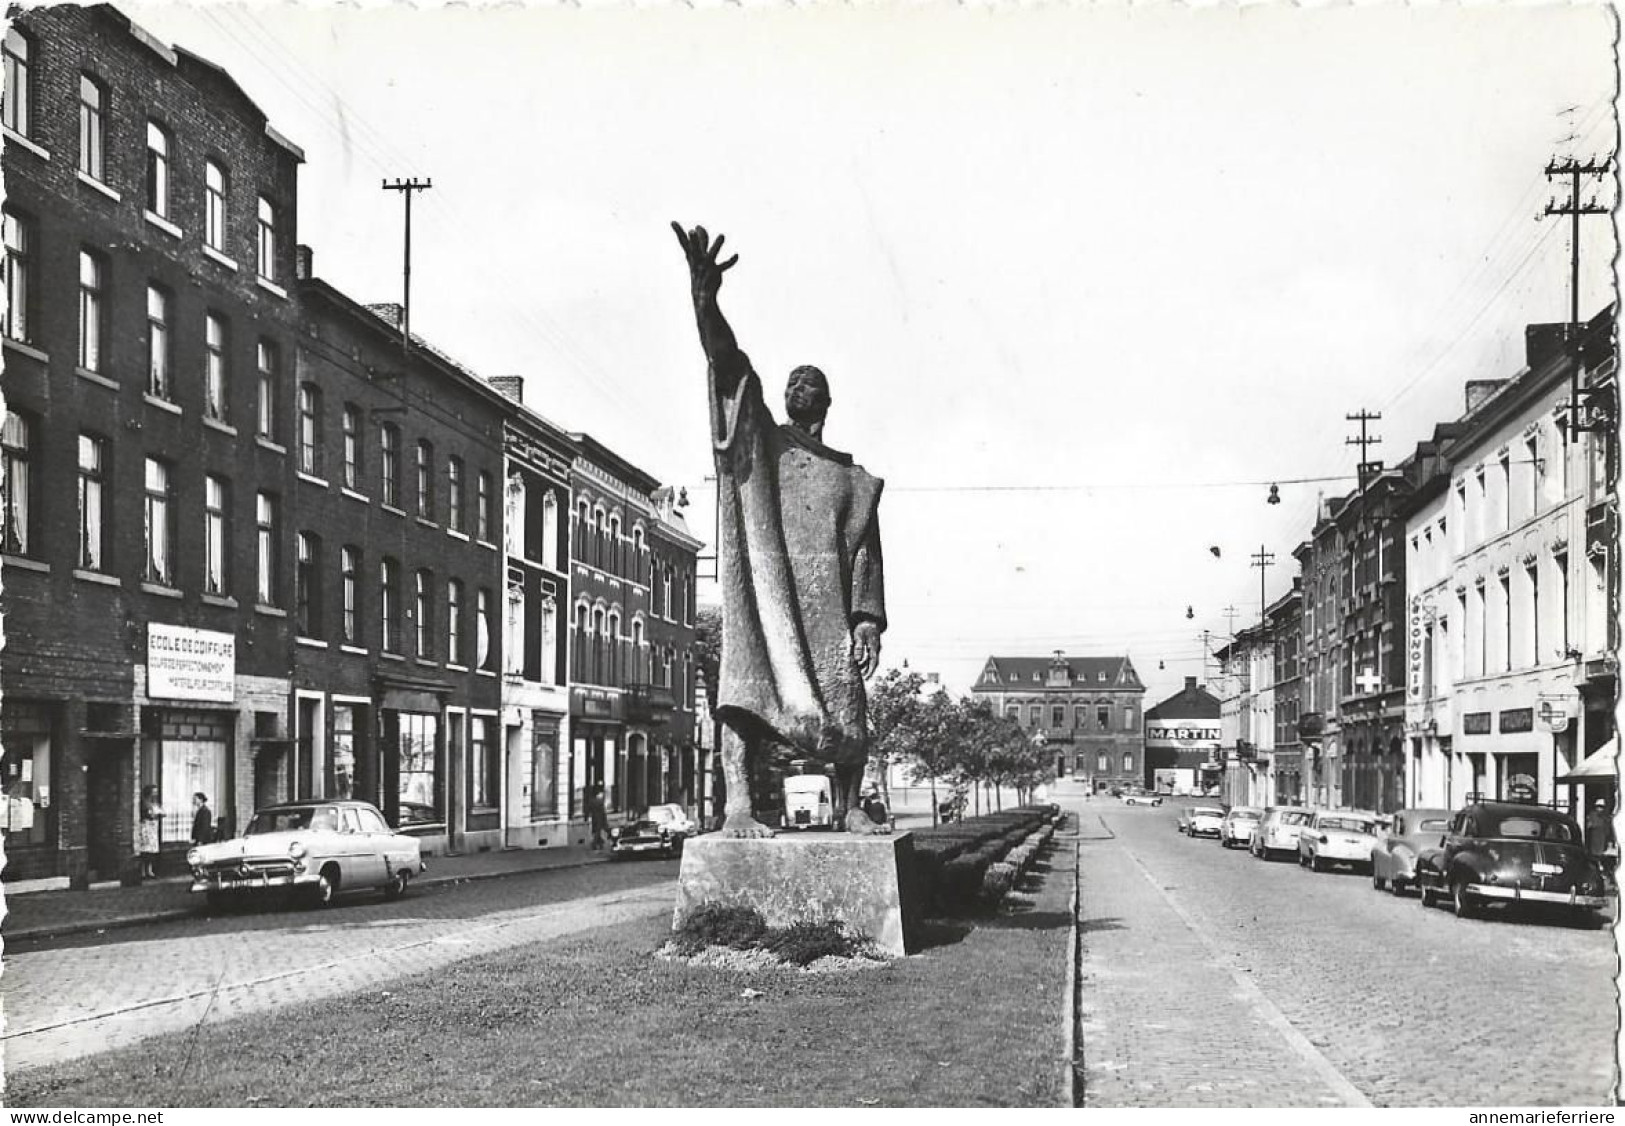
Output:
[1372, 868, 1386, 891]
[309, 865, 339, 908]
[383, 869, 408, 901]
[1390, 877, 1407, 897]
[1310, 855, 1324, 873]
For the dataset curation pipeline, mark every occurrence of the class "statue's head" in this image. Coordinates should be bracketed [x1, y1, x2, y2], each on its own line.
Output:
[785, 365, 831, 428]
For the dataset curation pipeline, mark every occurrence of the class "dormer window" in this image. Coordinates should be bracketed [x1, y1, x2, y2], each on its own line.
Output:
[1097, 671, 1107, 683]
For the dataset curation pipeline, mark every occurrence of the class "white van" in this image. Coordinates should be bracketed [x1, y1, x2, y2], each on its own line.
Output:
[782, 774, 837, 830]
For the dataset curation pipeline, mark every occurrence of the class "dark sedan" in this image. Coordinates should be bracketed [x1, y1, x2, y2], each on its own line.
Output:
[1414, 802, 1610, 921]
[608, 818, 686, 860]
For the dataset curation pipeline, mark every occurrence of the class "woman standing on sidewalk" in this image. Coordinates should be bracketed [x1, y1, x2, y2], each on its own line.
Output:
[138, 785, 163, 880]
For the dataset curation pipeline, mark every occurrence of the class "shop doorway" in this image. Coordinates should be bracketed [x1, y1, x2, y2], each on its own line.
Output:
[85, 746, 130, 881]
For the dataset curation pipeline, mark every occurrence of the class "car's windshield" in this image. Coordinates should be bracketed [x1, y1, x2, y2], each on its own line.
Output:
[246, 808, 322, 835]
[1417, 818, 1449, 833]
[626, 821, 660, 832]
[1194, 809, 1224, 818]
[1231, 810, 1261, 821]
[1280, 811, 1312, 825]
[1320, 817, 1375, 833]
[1494, 816, 1577, 843]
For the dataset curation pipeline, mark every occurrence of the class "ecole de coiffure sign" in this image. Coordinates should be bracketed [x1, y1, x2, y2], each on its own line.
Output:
[147, 623, 236, 703]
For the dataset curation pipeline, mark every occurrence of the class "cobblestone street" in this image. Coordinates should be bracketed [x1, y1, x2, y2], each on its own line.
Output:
[1071, 798, 1618, 1107]
[2, 861, 677, 1074]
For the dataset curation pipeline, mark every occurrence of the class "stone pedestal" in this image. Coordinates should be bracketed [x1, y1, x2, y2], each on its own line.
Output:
[674, 831, 922, 955]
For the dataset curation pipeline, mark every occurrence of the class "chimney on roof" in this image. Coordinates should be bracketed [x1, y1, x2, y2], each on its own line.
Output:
[489, 375, 525, 403]
[1525, 322, 1571, 371]
[1184, 676, 1197, 691]
[295, 244, 313, 281]
[1464, 379, 1507, 416]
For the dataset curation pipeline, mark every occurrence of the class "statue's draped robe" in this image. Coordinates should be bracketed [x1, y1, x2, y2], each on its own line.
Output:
[711, 359, 886, 764]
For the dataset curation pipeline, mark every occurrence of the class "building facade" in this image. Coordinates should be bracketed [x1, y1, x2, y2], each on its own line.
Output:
[1, 5, 304, 884]
[970, 652, 1145, 792]
[494, 390, 574, 849]
[1403, 310, 1616, 811]
[1267, 585, 1304, 804]
[286, 288, 512, 858]
[1143, 677, 1223, 795]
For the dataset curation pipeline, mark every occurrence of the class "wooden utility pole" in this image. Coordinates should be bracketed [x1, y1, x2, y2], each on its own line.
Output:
[1345, 410, 1383, 484]
[382, 177, 433, 352]
[1543, 156, 1611, 439]
[1249, 546, 1275, 631]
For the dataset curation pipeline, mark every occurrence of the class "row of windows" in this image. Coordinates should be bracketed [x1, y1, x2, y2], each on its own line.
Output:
[316, 543, 495, 669]
[569, 499, 696, 623]
[568, 601, 692, 692]
[4, 31, 284, 281]
[1006, 703, 1138, 732]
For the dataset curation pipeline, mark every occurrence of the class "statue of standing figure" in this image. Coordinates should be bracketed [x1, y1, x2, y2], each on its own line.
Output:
[673, 223, 890, 838]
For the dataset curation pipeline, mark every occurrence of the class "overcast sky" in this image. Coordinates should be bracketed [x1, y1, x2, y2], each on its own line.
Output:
[122, 0, 1617, 705]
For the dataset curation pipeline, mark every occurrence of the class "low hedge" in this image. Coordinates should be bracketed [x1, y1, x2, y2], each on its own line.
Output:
[912, 806, 1054, 915]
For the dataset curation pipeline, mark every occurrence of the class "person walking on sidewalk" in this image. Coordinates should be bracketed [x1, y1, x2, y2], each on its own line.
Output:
[190, 792, 214, 848]
[138, 785, 163, 880]
[587, 785, 610, 850]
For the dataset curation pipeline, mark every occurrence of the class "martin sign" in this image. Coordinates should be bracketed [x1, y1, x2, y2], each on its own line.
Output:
[1145, 721, 1222, 750]
[147, 624, 235, 703]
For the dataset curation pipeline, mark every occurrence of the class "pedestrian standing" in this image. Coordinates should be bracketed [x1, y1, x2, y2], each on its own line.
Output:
[190, 792, 213, 848]
[587, 785, 610, 850]
[138, 785, 163, 880]
[1585, 797, 1614, 858]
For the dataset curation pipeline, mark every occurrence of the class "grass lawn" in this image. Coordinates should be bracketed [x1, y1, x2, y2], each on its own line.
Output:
[10, 849, 1074, 1107]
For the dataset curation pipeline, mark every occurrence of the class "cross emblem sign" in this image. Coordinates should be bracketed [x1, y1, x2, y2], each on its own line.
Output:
[1356, 668, 1383, 694]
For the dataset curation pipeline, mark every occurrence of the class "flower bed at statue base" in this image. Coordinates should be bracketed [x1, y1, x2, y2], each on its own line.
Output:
[657, 903, 895, 973]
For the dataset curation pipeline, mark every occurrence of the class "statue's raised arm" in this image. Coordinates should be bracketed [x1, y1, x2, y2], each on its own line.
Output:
[672, 222, 748, 395]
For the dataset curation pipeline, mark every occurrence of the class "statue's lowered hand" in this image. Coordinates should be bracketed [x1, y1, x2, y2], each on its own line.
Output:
[852, 620, 882, 680]
[671, 222, 737, 299]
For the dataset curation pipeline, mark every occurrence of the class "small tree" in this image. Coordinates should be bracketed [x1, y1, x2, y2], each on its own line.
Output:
[867, 668, 927, 805]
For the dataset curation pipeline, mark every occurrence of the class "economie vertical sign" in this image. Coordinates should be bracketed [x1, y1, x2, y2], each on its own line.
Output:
[147, 623, 236, 702]
[1408, 596, 1426, 702]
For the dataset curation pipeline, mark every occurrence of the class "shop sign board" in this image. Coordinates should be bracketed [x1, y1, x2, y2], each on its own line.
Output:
[147, 624, 235, 702]
[1498, 708, 1534, 735]
[1145, 721, 1222, 750]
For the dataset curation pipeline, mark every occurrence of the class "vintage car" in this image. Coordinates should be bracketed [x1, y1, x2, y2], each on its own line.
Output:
[644, 803, 698, 837]
[1413, 802, 1609, 920]
[1299, 810, 1379, 872]
[782, 773, 839, 830]
[609, 818, 687, 860]
[1186, 806, 1226, 838]
[1250, 806, 1313, 860]
[1219, 806, 1263, 848]
[188, 799, 425, 908]
[1370, 807, 1453, 895]
[1123, 791, 1163, 807]
[1175, 807, 1195, 833]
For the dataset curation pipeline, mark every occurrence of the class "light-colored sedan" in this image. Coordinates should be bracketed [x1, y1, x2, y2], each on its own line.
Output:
[1123, 792, 1164, 807]
[1250, 806, 1313, 860]
[1299, 810, 1380, 873]
[1370, 807, 1453, 896]
[1219, 806, 1263, 848]
[188, 800, 426, 908]
[1187, 806, 1226, 838]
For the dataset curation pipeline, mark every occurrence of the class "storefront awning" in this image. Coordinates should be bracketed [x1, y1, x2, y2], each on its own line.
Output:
[1558, 738, 1619, 782]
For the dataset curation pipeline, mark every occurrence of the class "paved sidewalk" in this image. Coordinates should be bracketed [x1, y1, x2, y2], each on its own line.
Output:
[2, 844, 610, 944]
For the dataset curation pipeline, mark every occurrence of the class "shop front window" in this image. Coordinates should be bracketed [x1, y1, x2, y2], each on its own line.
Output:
[160, 736, 226, 842]
[531, 725, 558, 819]
[397, 711, 440, 824]
[330, 705, 357, 800]
[2, 720, 50, 847]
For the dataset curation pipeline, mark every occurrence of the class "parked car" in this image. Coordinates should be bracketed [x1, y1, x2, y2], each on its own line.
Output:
[1176, 807, 1195, 833]
[609, 818, 687, 860]
[1124, 791, 1163, 807]
[187, 799, 425, 908]
[1219, 806, 1263, 848]
[1299, 810, 1379, 872]
[1187, 806, 1226, 838]
[643, 803, 698, 837]
[1250, 806, 1313, 860]
[1370, 807, 1453, 895]
[1413, 802, 1610, 921]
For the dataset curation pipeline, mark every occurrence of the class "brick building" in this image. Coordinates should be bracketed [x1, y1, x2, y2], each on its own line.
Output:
[282, 288, 512, 858]
[1, 5, 304, 884]
[1266, 584, 1304, 804]
[970, 652, 1145, 792]
[566, 437, 701, 819]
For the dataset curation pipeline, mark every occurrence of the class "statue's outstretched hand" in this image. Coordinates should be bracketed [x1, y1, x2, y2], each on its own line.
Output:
[852, 620, 882, 680]
[671, 222, 737, 301]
